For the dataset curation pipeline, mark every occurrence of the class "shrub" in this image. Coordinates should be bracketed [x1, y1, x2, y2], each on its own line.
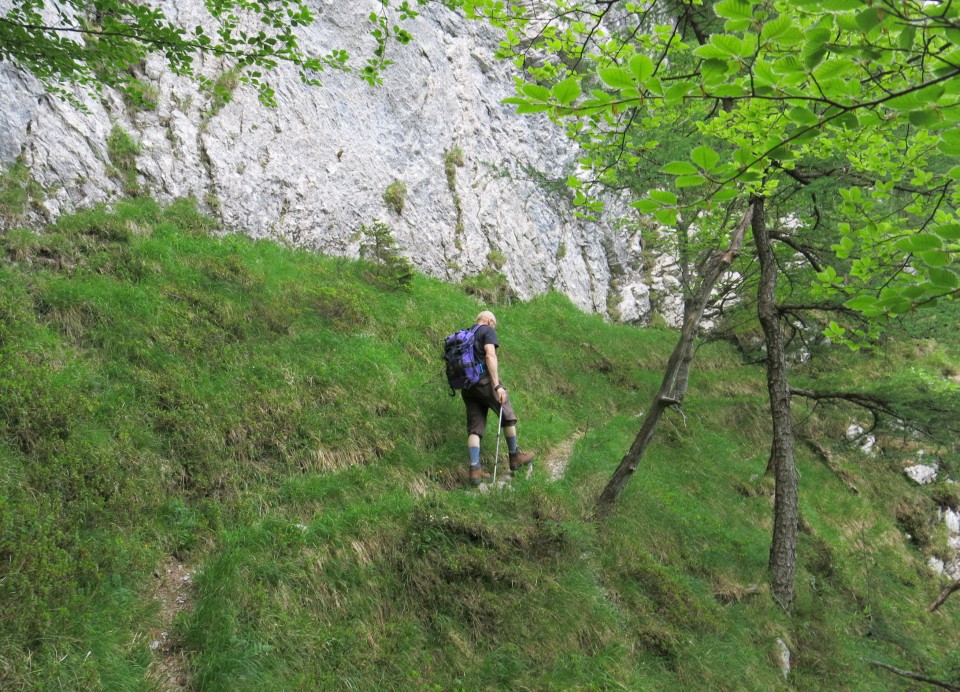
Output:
[0, 161, 45, 227]
[444, 146, 465, 190]
[358, 219, 414, 290]
[106, 125, 142, 196]
[202, 69, 241, 116]
[460, 268, 515, 306]
[120, 77, 160, 111]
[384, 180, 408, 215]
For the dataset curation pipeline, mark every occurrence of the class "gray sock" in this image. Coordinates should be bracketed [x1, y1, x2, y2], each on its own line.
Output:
[506, 436, 518, 454]
[468, 446, 481, 467]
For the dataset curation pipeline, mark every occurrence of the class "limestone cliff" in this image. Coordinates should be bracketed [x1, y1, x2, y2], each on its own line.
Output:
[0, 0, 657, 322]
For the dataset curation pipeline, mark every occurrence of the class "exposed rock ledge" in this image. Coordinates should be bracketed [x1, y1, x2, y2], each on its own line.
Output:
[0, 0, 665, 324]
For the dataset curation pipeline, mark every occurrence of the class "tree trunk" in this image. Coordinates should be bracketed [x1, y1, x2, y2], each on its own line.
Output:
[753, 197, 799, 608]
[670, 298, 697, 401]
[596, 205, 753, 516]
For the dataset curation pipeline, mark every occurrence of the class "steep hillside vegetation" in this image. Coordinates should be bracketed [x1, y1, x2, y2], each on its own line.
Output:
[1, 199, 959, 690]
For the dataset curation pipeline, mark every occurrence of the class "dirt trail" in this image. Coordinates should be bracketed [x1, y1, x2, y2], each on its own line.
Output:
[543, 431, 583, 482]
[147, 558, 195, 690]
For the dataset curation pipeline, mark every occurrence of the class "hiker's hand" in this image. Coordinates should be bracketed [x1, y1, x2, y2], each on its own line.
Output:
[496, 387, 507, 405]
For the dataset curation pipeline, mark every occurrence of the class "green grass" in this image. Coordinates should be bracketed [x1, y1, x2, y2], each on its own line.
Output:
[0, 197, 958, 689]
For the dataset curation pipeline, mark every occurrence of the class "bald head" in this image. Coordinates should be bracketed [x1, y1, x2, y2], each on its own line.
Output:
[476, 310, 497, 327]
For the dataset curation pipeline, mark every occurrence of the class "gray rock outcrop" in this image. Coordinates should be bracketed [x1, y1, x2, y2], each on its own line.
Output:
[0, 0, 658, 322]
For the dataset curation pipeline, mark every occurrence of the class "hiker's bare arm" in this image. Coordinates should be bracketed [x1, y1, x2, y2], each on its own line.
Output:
[485, 343, 506, 404]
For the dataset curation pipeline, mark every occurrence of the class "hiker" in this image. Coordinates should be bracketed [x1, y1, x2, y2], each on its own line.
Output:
[462, 310, 534, 486]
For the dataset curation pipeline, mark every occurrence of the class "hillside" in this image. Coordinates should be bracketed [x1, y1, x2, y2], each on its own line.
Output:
[2, 198, 960, 690]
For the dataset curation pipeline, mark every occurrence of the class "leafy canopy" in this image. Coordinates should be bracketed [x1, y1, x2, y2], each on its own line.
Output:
[481, 0, 960, 335]
[0, 0, 452, 104]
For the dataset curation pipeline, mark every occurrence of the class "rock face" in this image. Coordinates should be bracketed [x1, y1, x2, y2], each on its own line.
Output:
[0, 0, 656, 322]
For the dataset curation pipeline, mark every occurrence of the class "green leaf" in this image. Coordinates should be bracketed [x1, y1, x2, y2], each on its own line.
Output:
[844, 295, 881, 313]
[515, 103, 550, 114]
[710, 34, 745, 57]
[895, 233, 942, 253]
[791, 127, 822, 145]
[813, 58, 856, 81]
[713, 187, 741, 202]
[702, 58, 731, 84]
[712, 84, 748, 98]
[934, 223, 960, 240]
[691, 146, 721, 171]
[878, 293, 912, 315]
[921, 250, 950, 267]
[629, 54, 654, 82]
[948, 166, 960, 180]
[821, 0, 864, 9]
[631, 199, 660, 213]
[713, 0, 753, 20]
[662, 161, 699, 175]
[725, 18, 753, 32]
[887, 84, 947, 111]
[551, 77, 581, 105]
[803, 47, 827, 70]
[761, 16, 794, 41]
[855, 7, 884, 32]
[649, 189, 679, 205]
[834, 112, 860, 130]
[693, 44, 732, 60]
[909, 109, 943, 127]
[520, 82, 550, 101]
[773, 55, 805, 75]
[599, 67, 635, 89]
[938, 135, 960, 156]
[787, 106, 819, 125]
[665, 82, 693, 105]
[676, 175, 708, 187]
[899, 25, 917, 50]
[654, 208, 679, 226]
[630, 199, 663, 214]
[928, 267, 960, 288]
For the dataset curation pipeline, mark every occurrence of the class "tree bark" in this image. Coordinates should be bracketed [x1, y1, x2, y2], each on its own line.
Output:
[670, 299, 697, 402]
[596, 205, 753, 516]
[753, 196, 799, 609]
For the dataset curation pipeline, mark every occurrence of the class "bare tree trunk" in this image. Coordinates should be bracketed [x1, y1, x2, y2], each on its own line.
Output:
[753, 197, 799, 608]
[596, 206, 753, 516]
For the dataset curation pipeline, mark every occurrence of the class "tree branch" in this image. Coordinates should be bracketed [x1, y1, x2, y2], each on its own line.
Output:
[928, 580, 960, 613]
[791, 388, 900, 418]
[776, 302, 861, 316]
[768, 231, 825, 273]
[868, 660, 960, 691]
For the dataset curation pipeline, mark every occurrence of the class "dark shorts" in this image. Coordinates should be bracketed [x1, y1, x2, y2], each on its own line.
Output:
[462, 377, 518, 438]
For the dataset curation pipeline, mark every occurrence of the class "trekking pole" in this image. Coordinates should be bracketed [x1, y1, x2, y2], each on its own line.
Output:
[492, 404, 504, 484]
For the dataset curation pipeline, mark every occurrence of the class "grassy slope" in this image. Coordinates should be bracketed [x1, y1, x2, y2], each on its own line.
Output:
[1, 198, 958, 690]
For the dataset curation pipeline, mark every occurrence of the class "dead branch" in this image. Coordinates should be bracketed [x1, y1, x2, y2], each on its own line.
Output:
[803, 438, 859, 494]
[868, 660, 960, 691]
[928, 580, 960, 613]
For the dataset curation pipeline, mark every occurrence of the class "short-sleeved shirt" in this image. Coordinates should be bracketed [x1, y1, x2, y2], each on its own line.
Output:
[473, 324, 499, 364]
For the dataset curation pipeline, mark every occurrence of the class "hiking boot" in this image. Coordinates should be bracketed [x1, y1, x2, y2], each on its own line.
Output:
[469, 467, 491, 487]
[509, 450, 535, 474]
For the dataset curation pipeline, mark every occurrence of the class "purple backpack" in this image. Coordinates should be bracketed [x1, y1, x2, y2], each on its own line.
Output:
[443, 325, 485, 394]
